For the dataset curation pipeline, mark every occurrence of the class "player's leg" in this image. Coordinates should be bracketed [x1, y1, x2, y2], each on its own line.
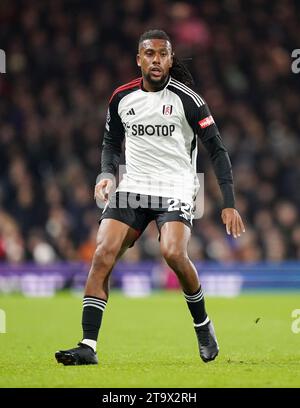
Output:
[84, 218, 138, 299]
[81, 218, 139, 344]
[159, 221, 219, 362]
[55, 218, 139, 365]
[159, 221, 198, 292]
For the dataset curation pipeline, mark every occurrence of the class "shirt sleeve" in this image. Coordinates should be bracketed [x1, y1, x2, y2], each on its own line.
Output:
[188, 102, 220, 142]
[188, 99, 236, 208]
[100, 93, 125, 178]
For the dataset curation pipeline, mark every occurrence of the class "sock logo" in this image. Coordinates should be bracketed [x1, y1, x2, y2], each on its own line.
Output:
[127, 108, 135, 115]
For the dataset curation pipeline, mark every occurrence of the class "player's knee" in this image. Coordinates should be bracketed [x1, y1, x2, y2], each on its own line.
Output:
[93, 243, 118, 269]
[162, 246, 187, 267]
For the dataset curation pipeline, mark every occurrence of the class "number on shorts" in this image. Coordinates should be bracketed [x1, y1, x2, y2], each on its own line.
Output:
[167, 198, 180, 212]
[167, 199, 192, 218]
[181, 202, 192, 218]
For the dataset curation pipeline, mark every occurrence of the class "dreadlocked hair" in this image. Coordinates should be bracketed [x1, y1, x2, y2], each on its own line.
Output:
[138, 29, 195, 87]
[170, 56, 194, 87]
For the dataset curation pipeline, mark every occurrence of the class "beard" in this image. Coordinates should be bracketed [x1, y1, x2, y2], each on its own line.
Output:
[144, 71, 169, 90]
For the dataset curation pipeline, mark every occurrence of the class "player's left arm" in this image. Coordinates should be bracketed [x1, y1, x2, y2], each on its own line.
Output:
[193, 102, 245, 238]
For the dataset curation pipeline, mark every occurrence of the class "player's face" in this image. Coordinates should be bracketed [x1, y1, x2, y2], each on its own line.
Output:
[137, 39, 173, 89]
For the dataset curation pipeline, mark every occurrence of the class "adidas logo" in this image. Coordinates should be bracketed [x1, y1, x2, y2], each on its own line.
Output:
[127, 108, 135, 115]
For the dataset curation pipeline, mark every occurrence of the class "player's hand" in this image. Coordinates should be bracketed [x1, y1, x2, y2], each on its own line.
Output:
[94, 179, 113, 202]
[221, 208, 245, 238]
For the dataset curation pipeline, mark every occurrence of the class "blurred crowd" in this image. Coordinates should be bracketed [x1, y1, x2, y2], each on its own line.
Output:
[0, 0, 300, 264]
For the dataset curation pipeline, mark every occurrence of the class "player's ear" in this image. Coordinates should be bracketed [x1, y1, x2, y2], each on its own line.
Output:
[170, 52, 174, 68]
[136, 54, 141, 67]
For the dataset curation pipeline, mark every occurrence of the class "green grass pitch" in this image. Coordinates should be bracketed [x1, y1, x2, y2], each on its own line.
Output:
[0, 291, 300, 388]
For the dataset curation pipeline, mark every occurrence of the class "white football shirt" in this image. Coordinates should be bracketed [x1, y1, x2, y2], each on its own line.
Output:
[103, 76, 219, 205]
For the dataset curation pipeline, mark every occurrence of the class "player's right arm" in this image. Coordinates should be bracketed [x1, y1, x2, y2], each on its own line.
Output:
[95, 94, 125, 202]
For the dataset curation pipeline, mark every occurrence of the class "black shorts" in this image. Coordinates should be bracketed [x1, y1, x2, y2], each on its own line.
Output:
[99, 192, 194, 247]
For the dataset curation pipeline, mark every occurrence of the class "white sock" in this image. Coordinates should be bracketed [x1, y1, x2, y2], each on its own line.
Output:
[81, 339, 97, 352]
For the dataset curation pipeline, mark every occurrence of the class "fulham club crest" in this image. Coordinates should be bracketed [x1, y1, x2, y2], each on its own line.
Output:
[162, 104, 173, 116]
